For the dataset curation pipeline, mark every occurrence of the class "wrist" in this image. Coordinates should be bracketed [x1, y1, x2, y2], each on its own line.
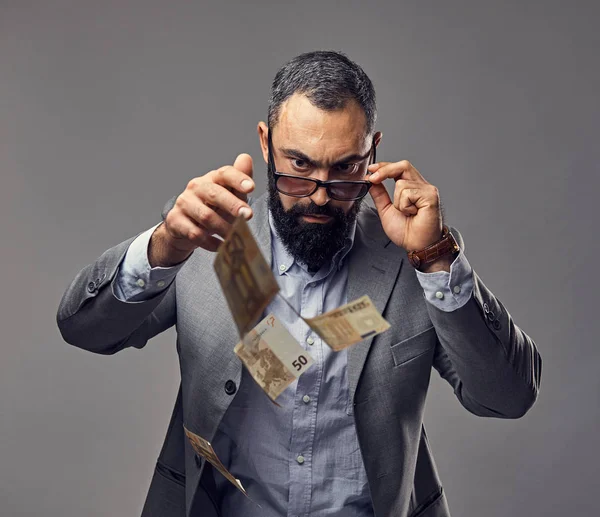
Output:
[149, 223, 194, 267]
[418, 253, 456, 273]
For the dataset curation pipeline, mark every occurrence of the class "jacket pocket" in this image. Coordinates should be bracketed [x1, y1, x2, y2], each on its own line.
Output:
[141, 460, 187, 516]
[391, 325, 436, 368]
[410, 486, 445, 517]
[155, 460, 186, 487]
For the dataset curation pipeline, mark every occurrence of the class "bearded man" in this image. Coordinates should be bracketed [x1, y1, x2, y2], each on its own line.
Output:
[57, 50, 541, 517]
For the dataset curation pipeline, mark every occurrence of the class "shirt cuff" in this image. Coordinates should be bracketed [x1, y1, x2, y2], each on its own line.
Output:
[415, 248, 474, 312]
[113, 222, 191, 302]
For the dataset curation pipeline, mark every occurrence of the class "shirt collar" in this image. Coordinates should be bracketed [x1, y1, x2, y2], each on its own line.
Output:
[268, 209, 357, 276]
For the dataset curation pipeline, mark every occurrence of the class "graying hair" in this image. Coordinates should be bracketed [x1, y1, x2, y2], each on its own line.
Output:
[268, 50, 377, 136]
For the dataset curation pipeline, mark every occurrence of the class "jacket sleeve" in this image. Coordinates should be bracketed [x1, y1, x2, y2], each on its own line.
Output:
[56, 197, 181, 355]
[431, 227, 542, 419]
[113, 221, 189, 302]
[415, 248, 474, 311]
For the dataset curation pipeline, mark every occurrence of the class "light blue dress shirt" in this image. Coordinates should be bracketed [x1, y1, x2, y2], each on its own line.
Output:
[113, 213, 474, 516]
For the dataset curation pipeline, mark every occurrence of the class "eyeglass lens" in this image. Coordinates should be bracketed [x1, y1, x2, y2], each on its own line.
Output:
[276, 175, 369, 200]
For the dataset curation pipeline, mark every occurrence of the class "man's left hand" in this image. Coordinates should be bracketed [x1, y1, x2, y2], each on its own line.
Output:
[367, 160, 443, 252]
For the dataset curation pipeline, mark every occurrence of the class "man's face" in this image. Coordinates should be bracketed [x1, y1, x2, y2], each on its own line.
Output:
[258, 93, 381, 271]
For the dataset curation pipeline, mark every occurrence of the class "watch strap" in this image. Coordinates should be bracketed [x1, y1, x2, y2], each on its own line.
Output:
[407, 225, 460, 271]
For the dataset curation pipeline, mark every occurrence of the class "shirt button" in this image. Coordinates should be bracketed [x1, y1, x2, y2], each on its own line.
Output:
[136, 278, 146, 287]
[453, 285, 461, 294]
[302, 395, 311, 404]
[296, 455, 305, 464]
[279, 264, 287, 272]
[156, 280, 165, 288]
[435, 291, 444, 299]
[306, 336, 315, 345]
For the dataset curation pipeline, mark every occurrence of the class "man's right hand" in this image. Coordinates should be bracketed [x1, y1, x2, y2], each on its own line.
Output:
[148, 153, 255, 267]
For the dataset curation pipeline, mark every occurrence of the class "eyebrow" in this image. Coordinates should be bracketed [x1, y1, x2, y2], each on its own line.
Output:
[279, 147, 372, 169]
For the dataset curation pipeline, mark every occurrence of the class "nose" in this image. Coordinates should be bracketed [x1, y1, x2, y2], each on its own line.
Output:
[309, 184, 330, 206]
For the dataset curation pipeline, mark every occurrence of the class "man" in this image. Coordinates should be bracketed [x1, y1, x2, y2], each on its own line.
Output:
[56, 50, 542, 517]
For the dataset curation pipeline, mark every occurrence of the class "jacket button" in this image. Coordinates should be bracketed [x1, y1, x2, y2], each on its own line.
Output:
[194, 454, 202, 468]
[493, 320, 501, 330]
[87, 282, 97, 293]
[483, 302, 489, 313]
[224, 380, 237, 395]
[487, 311, 495, 321]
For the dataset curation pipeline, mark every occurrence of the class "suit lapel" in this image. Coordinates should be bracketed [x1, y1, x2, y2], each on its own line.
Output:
[347, 207, 404, 403]
[248, 193, 273, 267]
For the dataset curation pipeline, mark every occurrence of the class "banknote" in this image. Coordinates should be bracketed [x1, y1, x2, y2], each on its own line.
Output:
[183, 425, 248, 497]
[234, 313, 314, 401]
[213, 216, 280, 337]
[304, 295, 390, 351]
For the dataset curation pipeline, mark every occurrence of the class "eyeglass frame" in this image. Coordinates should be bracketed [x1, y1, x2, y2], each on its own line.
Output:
[267, 126, 377, 202]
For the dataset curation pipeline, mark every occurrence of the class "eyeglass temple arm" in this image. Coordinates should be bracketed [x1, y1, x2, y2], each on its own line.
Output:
[370, 136, 377, 167]
[267, 126, 276, 175]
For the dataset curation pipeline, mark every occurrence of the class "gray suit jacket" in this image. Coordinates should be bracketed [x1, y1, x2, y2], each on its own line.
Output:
[56, 192, 541, 517]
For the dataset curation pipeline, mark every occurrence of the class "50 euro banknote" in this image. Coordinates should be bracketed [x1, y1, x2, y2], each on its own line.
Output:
[303, 295, 390, 351]
[213, 217, 279, 337]
[183, 425, 248, 497]
[234, 313, 314, 401]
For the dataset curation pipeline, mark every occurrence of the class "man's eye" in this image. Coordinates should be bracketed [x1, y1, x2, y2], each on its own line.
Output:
[336, 163, 358, 173]
[292, 159, 309, 170]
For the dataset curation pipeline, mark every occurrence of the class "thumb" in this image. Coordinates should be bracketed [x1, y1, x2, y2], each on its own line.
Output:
[369, 182, 393, 219]
[233, 153, 254, 179]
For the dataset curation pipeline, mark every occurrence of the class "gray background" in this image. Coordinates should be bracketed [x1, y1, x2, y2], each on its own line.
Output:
[1, 0, 598, 515]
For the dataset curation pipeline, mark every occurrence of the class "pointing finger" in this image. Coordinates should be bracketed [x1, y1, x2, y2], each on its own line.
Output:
[215, 166, 255, 195]
[233, 153, 254, 179]
[232, 154, 254, 204]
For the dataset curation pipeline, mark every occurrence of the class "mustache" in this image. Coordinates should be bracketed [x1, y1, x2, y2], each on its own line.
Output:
[287, 201, 344, 219]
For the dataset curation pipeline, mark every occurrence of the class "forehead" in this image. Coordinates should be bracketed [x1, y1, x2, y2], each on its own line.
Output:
[274, 93, 368, 155]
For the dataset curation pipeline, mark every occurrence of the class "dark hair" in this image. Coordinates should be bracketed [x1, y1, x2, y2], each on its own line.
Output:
[268, 50, 377, 136]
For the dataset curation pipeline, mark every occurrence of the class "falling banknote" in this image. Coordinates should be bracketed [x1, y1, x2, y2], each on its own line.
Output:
[183, 425, 248, 497]
[234, 313, 314, 401]
[304, 295, 391, 351]
[213, 217, 280, 337]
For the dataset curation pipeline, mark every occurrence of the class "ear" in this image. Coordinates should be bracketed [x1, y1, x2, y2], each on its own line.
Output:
[374, 131, 383, 148]
[257, 121, 269, 164]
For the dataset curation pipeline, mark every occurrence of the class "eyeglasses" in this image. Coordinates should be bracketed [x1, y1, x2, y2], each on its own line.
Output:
[268, 127, 376, 202]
